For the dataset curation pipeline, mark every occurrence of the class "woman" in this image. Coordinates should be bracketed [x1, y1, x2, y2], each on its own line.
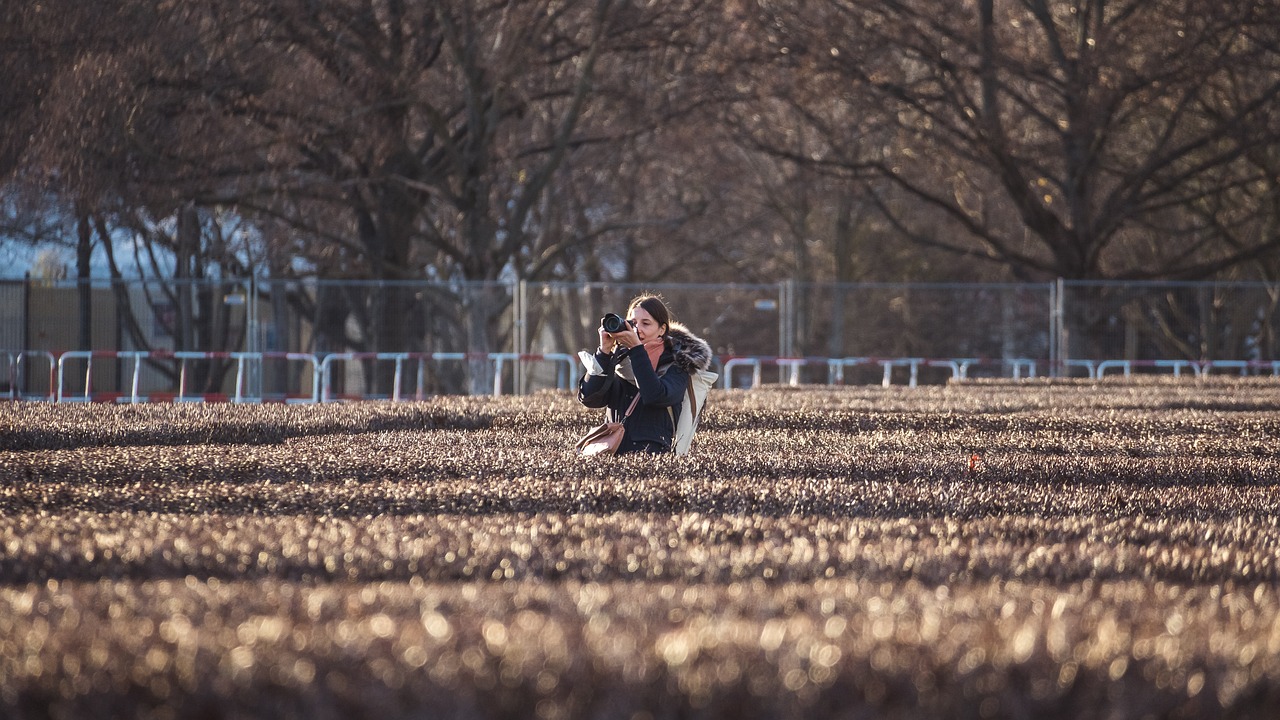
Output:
[578, 294, 713, 454]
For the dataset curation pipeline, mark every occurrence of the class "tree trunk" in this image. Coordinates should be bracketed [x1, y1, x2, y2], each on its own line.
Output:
[75, 212, 93, 351]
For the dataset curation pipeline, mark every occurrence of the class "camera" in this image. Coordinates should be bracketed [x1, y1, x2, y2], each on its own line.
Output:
[601, 313, 632, 334]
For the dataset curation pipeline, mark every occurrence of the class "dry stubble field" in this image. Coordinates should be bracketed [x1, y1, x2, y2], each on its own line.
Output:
[3, 379, 1280, 719]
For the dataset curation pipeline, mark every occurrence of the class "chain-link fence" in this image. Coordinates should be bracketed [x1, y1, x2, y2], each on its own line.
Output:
[5, 277, 1280, 397]
[787, 283, 1056, 384]
[1058, 281, 1280, 366]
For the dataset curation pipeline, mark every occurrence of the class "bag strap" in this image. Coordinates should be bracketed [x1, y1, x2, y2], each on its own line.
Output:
[614, 391, 641, 423]
[685, 375, 698, 420]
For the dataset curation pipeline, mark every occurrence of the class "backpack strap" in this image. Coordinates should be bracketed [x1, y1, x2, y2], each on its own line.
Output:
[667, 375, 697, 446]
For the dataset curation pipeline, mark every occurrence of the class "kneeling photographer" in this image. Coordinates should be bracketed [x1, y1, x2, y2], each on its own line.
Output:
[577, 294, 712, 455]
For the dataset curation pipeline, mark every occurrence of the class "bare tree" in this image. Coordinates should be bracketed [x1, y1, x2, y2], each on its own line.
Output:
[748, 0, 1280, 281]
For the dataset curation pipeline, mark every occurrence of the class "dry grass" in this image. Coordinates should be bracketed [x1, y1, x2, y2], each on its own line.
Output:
[3, 379, 1280, 719]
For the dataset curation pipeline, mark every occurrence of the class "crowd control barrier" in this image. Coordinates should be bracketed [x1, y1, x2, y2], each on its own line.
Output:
[318, 351, 576, 402]
[33, 349, 577, 403]
[722, 356, 863, 389]
[3, 350, 57, 401]
[12, 349, 1280, 402]
[1063, 358, 1280, 380]
[720, 356, 1042, 389]
[54, 350, 322, 403]
[319, 352, 432, 402]
[717, 355, 1280, 388]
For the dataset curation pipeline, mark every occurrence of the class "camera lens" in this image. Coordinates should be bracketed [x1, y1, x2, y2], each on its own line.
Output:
[602, 313, 627, 334]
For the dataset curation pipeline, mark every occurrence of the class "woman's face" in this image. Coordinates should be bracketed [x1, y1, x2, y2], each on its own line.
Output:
[627, 306, 664, 343]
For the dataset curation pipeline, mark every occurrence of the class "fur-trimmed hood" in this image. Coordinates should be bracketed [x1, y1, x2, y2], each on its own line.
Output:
[665, 322, 713, 372]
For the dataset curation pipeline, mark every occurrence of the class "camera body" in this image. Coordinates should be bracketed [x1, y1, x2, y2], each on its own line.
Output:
[601, 313, 632, 334]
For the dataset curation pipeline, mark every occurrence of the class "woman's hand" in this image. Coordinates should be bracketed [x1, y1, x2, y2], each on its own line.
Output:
[609, 326, 641, 349]
[598, 326, 617, 354]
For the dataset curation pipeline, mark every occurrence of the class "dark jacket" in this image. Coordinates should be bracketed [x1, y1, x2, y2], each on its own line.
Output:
[578, 323, 713, 451]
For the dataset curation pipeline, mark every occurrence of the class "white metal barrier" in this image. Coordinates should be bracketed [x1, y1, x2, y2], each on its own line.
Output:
[826, 358, 869, 385]
[881, 359, 984, 388]
[1007, 359, 1037, 379]
[722, 357, 762, 389]
[180, 351, 320, 403]
[1097, 360, 1131, 379]
[41, 349, 574, 403]
[1064, 358, 1280, 379]
[53, 350, 320, 403]
[319, 351, 577, 402]
[723, 354, 1280, 387]
[1154, 360, 1202, 377]
[56, 351, 114, 403]
[1206, 360, 1249, 376]
[17, 349, 1280, 402]
[6, 350, 57, 401]
[721, 356, 814, 389]
[320, 352, 432, 402]
[488, 353, 575, 396]
[878, 358, 925, 388]
[722, 356, 984, 389]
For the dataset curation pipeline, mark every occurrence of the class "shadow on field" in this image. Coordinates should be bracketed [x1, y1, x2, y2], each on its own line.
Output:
[1, 503, 1273, 586]
[0, 406, 494, 451]
[709, 409, 1280, 440]
[5, 466, 1279, 520]
[5, 554, 1260, 587]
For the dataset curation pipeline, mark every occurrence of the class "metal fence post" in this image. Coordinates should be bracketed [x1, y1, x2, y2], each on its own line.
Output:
[1053, 278, 1066, 377]
[1047, 280, 1056, 378]
[514, 279, 527, 396]
[779, 280, 795, 381]
[246, 276, 261, 399]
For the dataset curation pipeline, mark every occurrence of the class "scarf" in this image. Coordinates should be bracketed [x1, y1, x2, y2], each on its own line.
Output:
[643, 337, 666, 373]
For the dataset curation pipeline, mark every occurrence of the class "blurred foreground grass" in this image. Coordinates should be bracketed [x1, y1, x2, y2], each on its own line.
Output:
[2, 379, 1280, 719]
